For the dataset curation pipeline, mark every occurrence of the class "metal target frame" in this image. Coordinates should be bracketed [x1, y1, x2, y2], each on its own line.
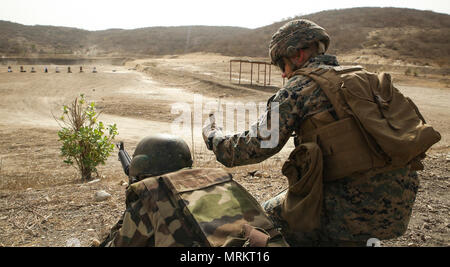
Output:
[229, 59, 274, 86]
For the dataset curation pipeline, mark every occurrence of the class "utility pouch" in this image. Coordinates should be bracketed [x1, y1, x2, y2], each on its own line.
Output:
[281, 143, 324, 232]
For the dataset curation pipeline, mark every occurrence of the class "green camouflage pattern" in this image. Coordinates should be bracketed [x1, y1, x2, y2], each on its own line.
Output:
[101, 168, 288, 247]
[204, 54, 339, 168]
[269, 19, 330, 65]
[102, 175, 202, 247]
[175, 171, 287, 247]
[263, 166, 419, 246]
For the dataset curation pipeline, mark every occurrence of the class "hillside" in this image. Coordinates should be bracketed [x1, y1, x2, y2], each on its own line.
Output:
[0, 21, 89, 55]
[1, 7, 449, 66]
[213, 7, 450, 66]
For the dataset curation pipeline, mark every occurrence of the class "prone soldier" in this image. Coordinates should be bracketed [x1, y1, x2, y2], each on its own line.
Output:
[100, 134, 288, 247]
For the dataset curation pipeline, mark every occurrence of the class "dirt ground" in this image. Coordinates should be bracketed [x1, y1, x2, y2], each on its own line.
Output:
[0, 53, 448, 247]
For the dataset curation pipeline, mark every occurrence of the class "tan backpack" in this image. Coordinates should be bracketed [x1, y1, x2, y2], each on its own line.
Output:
[293, 66, 441, 180]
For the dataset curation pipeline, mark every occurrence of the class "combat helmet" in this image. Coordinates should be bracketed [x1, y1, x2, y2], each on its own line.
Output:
[129, 134, 193, 179]
[269, 19, 330, 66]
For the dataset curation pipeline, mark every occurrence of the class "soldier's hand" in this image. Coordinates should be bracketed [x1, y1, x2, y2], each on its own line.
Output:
[202, 114, 220, 150]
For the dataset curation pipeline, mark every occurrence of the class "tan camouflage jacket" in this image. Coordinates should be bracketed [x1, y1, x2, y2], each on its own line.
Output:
[204, 55, 340, 167]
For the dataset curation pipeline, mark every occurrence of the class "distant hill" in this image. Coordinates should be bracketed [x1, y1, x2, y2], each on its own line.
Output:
[1, 7, 449, 66]
[248, 7, 450, 66]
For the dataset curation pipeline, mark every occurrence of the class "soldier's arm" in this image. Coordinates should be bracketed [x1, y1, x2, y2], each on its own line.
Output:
[203, 89, 297, 167]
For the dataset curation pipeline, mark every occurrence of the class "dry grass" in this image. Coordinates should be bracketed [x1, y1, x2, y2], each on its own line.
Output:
[1, 125, 448, 247]
[0, 126, 290, 247]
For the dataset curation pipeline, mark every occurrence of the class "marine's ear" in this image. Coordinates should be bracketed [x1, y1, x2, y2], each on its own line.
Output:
[291, 49, 306, 66]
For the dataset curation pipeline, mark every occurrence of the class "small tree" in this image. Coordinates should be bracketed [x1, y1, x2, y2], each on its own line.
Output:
[56, 94, 118, 181]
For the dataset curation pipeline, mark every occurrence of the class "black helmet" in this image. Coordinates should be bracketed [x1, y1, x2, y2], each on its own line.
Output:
[129, 134, 193, 179]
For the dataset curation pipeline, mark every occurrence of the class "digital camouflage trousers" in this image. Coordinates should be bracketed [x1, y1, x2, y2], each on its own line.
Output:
[263, 167, 419, 247]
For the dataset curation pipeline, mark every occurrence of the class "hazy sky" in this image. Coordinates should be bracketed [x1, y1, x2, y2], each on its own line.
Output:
[1, 0, 449, 31]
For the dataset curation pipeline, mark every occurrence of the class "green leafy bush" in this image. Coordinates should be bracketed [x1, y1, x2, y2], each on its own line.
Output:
[57, 94, 118, 181]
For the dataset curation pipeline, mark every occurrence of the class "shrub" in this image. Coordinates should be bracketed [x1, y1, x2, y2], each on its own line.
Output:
[56, 94, 118, 181]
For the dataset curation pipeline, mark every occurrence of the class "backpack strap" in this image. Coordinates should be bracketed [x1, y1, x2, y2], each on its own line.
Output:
[293, 66, 363, 120]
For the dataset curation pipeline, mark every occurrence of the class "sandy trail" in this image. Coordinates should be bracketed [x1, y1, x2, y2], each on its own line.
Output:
[0, 65, 217, 145]
[1, 64, 448, 151]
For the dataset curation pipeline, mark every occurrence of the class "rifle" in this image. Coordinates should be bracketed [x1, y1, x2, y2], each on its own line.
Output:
[116, 142, 132, 176]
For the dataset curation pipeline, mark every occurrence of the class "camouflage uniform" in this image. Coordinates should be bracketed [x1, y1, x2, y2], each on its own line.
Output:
[102, 173, 202, 247]
[101, 168, 289, 247]
[204, 54, 419, 246]
[262, 167, 419, 246]
[206, 54, 339, 167]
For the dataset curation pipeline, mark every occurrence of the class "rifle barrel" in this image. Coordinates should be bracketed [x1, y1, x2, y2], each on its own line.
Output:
[117, 142, 131, 176]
